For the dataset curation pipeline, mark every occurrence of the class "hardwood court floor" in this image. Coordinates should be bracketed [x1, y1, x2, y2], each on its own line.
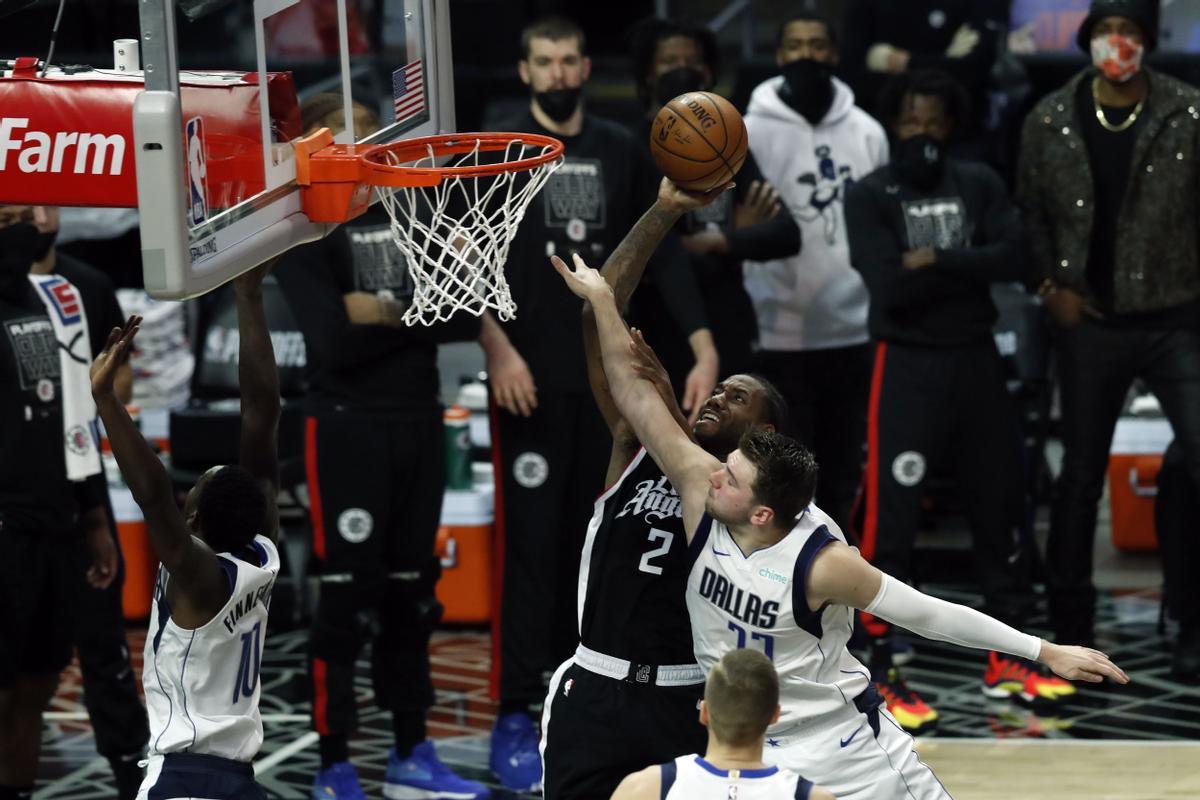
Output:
[917, 740, 1200, 799]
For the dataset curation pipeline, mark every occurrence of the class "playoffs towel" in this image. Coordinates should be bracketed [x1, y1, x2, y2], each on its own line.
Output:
[28, 273, 102, 481]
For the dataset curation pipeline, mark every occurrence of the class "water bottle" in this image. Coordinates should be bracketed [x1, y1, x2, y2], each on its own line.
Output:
[444, 405, 472, 490]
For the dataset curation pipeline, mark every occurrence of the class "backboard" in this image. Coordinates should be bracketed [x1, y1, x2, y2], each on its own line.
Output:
[134, 0, 455, 299]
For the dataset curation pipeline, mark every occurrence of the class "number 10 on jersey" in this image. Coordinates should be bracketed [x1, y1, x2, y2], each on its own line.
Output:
[728, 620, 774, 661]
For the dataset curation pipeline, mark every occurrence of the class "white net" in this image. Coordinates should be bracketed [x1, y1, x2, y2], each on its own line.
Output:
[375, 137, 561, 326]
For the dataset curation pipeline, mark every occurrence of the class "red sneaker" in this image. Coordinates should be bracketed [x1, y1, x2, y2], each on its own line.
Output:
[875, 667, 938, 734]
[982, 651, 1076, 704]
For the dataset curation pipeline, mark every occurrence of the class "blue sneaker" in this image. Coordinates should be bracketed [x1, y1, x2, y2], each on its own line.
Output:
[384, 741, 490, 800]
[489, 712, 542, 792]
[312, 761, 365, 800]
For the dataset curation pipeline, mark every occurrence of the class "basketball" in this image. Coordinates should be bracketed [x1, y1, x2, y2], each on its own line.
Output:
[649, 91, 748, 192]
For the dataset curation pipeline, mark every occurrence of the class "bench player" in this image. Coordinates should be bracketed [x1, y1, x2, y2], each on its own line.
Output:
[551, 213, 1129, 799]
[91, 262, 280, 800]
[539, 179, 786, 799]
[612, 649, 832, 800]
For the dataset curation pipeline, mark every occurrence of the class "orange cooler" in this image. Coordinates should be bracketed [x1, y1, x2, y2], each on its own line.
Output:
[109, 484, 157, 621]
[434, 485, 494, 623]
[1108, 417, 1174, 552]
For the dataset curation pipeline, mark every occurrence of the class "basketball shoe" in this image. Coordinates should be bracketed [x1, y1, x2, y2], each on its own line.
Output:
[384, 742, 491, 799]
[982, 651, 1076, 704]
[489, 711, 542, 791]
[874, 666, 939, 734]
[312, 761, 365, 800]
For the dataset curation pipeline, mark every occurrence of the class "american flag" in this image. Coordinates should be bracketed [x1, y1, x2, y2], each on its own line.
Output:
[392, 59, 426, 124]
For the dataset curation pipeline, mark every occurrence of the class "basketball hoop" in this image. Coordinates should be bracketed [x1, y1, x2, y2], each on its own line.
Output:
[296, 130, 564, 326]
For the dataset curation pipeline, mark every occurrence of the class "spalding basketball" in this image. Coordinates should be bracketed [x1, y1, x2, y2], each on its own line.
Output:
[650, 91, 748, 192]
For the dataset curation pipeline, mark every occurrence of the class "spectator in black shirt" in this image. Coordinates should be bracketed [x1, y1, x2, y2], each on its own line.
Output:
[0, 205, 115, 800]
[28, 208, 148, 799]
[479, 16, 719, 791]
[627, 17, 802, 384]
[276, 101, 489, 800]
[845, 71, 1076, 734]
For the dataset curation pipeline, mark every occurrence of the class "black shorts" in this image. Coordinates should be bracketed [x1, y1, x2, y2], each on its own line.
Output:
[142, 754, 265, 800]
[542, 662, 706, 800]
[0, 528, 78, 686]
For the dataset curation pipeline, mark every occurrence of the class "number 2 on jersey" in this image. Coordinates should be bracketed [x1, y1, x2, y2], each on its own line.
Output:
[728, 620, 775, 661]
[232, 621, 262, 703]
[638, 528, 675, 575]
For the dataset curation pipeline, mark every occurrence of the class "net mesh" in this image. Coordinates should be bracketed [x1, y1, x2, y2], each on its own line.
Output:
[375, 137, 561, 326]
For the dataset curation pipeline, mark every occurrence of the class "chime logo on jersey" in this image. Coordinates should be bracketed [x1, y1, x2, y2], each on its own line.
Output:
[615, 475, 681, 522]
[697, 567, 780, 628]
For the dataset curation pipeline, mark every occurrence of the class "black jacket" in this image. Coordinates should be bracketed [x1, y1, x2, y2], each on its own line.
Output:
[846, 157, 1023, 347]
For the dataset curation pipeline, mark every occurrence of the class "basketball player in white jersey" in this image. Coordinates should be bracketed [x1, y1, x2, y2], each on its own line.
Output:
[551, 220, 1129, 800]
[91, 262, 281, 800]
[612, 649, 832, 800]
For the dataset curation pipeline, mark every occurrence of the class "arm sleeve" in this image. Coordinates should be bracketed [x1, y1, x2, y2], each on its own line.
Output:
[724, 152, 801, 261]
[933, 168, 1026, 283]
[865, 572, 1042, 660]
[845, 182, 973, 312]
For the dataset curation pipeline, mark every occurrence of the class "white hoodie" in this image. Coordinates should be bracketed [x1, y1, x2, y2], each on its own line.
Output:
[744, 75, 888, 351]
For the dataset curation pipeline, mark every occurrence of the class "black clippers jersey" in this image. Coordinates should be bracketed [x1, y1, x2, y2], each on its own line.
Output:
[577, 448, 696, 664]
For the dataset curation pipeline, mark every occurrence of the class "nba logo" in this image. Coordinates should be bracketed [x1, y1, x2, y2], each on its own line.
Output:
[186, 116, 209, 227]
[563, 679, 574, 698]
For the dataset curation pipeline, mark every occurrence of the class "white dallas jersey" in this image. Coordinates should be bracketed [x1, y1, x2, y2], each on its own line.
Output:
[662, 755, 814, 799]
[687, 506, 869, 733]
[144, 535, 279, 761]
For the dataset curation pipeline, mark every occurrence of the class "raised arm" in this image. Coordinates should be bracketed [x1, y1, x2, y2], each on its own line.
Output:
[91, 317, 227, 620]
[554, 253, 718, 537]
[232, 263, 281, 544]
[584, 181, 709, 477]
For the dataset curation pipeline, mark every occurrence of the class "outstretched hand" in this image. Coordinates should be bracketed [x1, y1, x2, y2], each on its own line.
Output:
[91, 315, 141, 399]
[1039, 641, 1130, 685]
[657, 177, 735, 215]
[550, 253, 612, 302]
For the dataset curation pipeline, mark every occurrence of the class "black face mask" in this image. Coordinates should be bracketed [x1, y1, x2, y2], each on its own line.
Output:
[534, 87, 583, 123]
[0, 223, 53, 300]
[653, 66, 709, 107]
[892, 134, 945, 190]
[778, 58, 835, 124]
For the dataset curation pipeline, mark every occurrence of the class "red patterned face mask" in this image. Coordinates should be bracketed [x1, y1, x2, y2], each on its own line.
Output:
[1091, 34, 1144, 83]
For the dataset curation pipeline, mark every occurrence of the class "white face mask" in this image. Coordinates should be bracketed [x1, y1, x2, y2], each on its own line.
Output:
[1091, 33, 1145, 84]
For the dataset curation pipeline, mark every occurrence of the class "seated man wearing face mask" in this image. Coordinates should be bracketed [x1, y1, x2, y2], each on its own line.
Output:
[844, 70, 1076, 732]
[626, 17, 801, 386]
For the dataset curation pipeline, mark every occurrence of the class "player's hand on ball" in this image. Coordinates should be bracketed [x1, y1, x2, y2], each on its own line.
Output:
[550, 253, 611, 301]
[658, 177, 734, 214]
[1039, 641, 1130, 685]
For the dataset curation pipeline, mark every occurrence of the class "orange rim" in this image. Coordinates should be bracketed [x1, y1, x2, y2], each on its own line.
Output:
[358, 132, 564, 188]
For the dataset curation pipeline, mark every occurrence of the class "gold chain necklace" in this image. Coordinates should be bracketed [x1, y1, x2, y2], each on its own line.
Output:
[1092, 76, 1144, 133]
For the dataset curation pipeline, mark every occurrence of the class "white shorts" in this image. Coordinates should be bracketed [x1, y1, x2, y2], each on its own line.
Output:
[762, 699, 952, 800]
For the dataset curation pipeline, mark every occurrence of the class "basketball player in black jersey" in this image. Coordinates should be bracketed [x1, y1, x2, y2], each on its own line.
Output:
[539, 179, 788, 800]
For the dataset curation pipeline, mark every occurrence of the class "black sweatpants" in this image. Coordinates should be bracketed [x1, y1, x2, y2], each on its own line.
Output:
[756, 343, 874, 534]
[541, 662, 705, 800]
[74, 513, 149, 762]
[859, 340, 1032, 636]
[305, 410, 446, 735]
[491, 391, 610, 707]
[1050, 321, 1200, 644]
